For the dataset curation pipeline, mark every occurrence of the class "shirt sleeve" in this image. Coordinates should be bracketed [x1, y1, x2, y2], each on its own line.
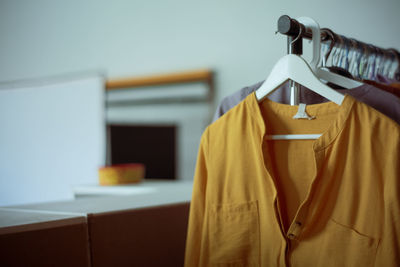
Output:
[184, 129, 209, 267]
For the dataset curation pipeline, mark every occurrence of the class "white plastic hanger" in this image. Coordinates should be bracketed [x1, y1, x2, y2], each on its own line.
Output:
[255, 54, 345, 104]
[256, 17, 347, 140]
[257, 54, 338, 140]
[296, 17, 363, 89]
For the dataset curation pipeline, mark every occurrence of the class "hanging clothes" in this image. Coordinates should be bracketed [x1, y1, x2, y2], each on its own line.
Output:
[362, 73, 400, 98]
[185, 93, 400, 266]
[363, 79, 400, 98]
[212, 80, 400, 124]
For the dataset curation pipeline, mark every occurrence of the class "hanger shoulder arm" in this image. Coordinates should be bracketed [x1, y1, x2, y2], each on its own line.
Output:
[255, 54, 345, 105]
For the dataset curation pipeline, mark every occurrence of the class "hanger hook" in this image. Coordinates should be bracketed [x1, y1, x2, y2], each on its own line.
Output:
[290, 25, 303, 46]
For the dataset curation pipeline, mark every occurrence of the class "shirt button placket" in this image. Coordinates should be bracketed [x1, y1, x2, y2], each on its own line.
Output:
[288, 221, 303, 241]
[286, 221, 302, 266]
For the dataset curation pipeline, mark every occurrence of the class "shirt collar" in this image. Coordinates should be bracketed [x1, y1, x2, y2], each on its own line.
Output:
[245, 91, 356, 151]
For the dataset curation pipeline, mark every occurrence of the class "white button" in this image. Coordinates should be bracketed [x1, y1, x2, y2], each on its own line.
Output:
[288, 233, 296, 239]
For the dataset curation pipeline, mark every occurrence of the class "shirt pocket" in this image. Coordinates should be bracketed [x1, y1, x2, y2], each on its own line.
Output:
[311, 218, 379, 267]
[209, 201, 260, 267]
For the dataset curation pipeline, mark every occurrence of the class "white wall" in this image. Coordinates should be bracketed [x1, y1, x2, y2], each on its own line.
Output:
[0, 75, 106, 206]
[1, 0, 399, 105]
[0, 1, 399, 190]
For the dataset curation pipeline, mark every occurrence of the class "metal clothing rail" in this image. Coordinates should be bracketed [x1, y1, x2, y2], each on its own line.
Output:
[276, 15, 400, 81]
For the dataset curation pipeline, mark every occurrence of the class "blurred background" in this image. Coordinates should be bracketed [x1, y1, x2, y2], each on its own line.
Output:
[2, 0, 400, 92]
[1, 0, 400, 206]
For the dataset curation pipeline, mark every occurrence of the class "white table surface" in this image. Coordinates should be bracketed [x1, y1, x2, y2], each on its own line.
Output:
[73, 179, 193, 197]
[3, 180, 193, 214]
[0, 208, 86, 234]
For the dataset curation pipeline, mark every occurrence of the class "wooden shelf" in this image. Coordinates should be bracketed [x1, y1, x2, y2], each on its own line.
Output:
[106, 69, 213, 90]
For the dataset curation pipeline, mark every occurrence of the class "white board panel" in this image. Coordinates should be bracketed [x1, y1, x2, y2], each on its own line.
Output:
[0, 74, 106, 206]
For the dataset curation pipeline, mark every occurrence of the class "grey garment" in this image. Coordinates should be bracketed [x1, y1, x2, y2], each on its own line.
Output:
[213, 81, 400, 124]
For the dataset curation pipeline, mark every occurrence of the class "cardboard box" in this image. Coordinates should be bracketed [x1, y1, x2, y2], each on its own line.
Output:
[0, 208, 90, 267]
[6, 181, 192, 267]
[88, 203, 190, 267]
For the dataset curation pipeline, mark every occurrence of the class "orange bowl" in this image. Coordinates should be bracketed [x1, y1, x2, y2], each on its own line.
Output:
[98, 163, 145, 185]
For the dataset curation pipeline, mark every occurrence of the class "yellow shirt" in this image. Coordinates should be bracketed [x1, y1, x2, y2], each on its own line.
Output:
[184, 93, 400, 267]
